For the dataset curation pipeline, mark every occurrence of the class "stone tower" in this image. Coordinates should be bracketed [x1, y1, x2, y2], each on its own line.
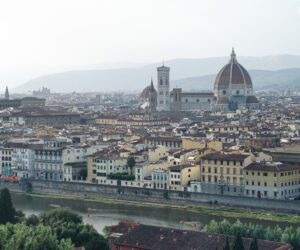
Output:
[4, 86, 9, 100]
[157, 64, 170, 111]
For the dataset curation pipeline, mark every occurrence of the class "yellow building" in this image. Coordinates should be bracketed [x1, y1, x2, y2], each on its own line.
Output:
[200, 153, 252, 195]
[87, 151, 127, 184]
[244, 162, 300, 199]
[168, 164, 200, 191]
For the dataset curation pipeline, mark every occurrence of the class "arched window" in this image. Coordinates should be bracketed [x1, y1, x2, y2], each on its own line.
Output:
[223, 90, 226, 95]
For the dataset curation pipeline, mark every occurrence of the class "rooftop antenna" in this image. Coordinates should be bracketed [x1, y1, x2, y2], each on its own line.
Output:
[162, 57, 165, 66]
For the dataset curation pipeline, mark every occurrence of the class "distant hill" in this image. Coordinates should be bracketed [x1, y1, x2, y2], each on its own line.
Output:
[172, 68, 300, 91]
[14, 55, 300, 93]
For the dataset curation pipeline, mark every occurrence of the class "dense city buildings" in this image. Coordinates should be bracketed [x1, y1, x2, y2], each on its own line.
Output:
[0, 49, 299, 203]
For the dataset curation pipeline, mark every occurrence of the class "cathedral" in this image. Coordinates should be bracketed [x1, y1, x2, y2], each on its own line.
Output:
[140, 49, 258, 112]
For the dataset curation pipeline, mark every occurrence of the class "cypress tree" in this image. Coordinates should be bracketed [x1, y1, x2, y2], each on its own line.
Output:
[0, 188, 16, 224]
[249, 237, 258, 250]
[223, 236, 230, 250]
[232, 232, 244, 250]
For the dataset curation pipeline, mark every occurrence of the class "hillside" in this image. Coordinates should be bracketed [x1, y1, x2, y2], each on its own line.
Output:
[14, 55, 300, 93]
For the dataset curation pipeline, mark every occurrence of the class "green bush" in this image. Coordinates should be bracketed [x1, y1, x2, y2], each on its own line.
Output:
[203, 219, 300, 249]
[108, 172, 135, 180]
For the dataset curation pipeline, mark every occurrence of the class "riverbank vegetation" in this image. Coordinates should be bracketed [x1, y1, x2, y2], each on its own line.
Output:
[203, 219, 300, 249]
[0, 188, 109, 250]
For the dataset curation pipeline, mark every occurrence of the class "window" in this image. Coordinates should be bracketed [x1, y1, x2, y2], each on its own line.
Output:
[263, 173, 268, 177]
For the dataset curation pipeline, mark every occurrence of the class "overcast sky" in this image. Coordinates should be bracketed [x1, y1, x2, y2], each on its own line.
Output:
[0, 0, 300, 88]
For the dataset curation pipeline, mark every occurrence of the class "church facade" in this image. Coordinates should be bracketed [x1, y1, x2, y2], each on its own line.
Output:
[140, 49, 258, 112]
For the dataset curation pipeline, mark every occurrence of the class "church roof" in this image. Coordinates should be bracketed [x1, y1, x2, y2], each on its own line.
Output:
[214, 49, 252, 90]
[140, 79, 157, 99]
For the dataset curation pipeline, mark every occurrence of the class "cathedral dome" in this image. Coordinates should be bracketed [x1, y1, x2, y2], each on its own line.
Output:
[140, 80, 157, 100]
[214, 49, 252, 91]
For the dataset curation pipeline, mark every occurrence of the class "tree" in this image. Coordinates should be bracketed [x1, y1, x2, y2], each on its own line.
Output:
[223, 237, 230, 250]
[39, 208, 109, 250]
[127, 156, 136, 175]
[39, 207, 82, 226]
[0, 223, 73, 250]
[232, 232, 244, 250]
[249, 237, 258, 250]
[0, 188, 17, 224]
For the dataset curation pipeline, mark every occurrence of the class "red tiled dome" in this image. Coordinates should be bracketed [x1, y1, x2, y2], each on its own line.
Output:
[140, 80, 157, 100]
[214, 49, 252, 90]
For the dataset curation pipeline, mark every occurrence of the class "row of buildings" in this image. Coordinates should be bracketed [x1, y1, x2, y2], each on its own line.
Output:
[2, 133, 299, 200]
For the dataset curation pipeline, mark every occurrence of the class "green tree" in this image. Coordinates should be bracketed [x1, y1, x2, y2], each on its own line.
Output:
[127, 156, 136, 175]
[0, 188, 17, 224]
[223, 236, 230, 250]
[0, 223, 73, 250]
[249, 237, 258, 250]
[232, 232, 244, 250]
[39, 208, 109, 250]
[39, 207, 82, 226]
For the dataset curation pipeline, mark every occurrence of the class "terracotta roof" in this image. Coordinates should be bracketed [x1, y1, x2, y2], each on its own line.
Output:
[202, 152, 250, 161]
[112, 223, 290, 250]
[244, 162, 300, 172]
[214, 49, 252, 90]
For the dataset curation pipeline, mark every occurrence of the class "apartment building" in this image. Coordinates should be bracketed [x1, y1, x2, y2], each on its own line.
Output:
[244, 162, 300, 199]
[168, 164, 200, 191]
[87, 150, 127, 183]
[33, 137, 69, 181]
[200, 153, 252, 195]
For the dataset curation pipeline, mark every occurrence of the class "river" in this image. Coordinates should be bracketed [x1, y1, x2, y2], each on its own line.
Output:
[11, 192, 296, 233]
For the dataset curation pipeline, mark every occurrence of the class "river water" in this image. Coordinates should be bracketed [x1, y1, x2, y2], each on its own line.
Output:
[11, 192, 297, 233]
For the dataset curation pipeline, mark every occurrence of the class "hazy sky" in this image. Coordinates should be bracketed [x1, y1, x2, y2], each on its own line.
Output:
[0, 0, 300, 88]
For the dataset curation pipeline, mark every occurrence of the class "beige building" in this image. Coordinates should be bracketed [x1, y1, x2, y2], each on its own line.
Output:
[244, 162, 300, 199]
[168, 164, 200, 191]
[200, 152, 252, 195]
[87, 151, 127, 183]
